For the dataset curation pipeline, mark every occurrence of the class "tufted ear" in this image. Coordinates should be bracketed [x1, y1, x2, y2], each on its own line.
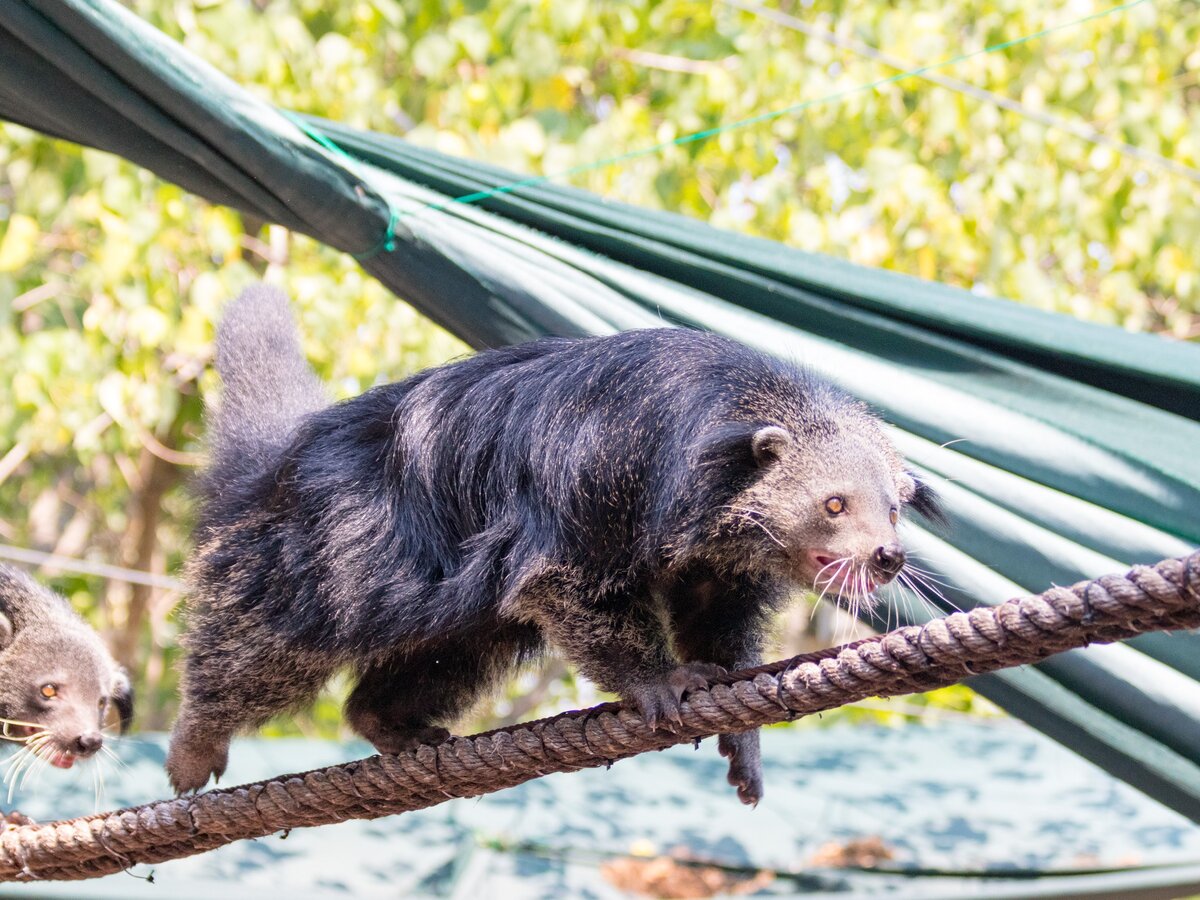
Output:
[111, 667, 135, 734]
[751, 426, 792, 467]
[905, 472, 948, 527]
[0, 612, 12, 652]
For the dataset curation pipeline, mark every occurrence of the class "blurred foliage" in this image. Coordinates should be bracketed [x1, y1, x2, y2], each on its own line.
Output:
[1, 0, 1197, 736]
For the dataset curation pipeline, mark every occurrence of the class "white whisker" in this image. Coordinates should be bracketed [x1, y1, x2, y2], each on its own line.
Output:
[836, 563, 865, 645]
[897, 570, 936, 621]
[3, 732, 47, 788]
[100, 730, 154, 749]
[904, 563, 957, 591]
[29, 750, 51, 792]
[898, 569, 953, 619]
[98, 744, 128, 771]
[0, 717, 51, 744]
[23, 738, 53, 791]
[3, 747, 25, 779]
[906, 567, 962, 614]
[3, 749, 29, 804]
[904, 555, 960, 588]
[895, 574, 915, 625]
[89, 755, 111, 813]
[834, 596, 849, 645]
[813, 555, 849, 585]
[720, 506, 788, 550]
[815, 558, 851, 609]
[4, 733, 49, 803]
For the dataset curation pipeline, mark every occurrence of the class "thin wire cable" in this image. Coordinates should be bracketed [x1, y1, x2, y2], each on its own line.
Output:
[723, 0, 1200, 185]
[377, 0, 1153, 222]
[0, 544, 182, 591]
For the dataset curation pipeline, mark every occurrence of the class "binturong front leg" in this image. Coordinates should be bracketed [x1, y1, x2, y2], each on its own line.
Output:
[665, 570, 786, 806]
[525, 580, 723, 733]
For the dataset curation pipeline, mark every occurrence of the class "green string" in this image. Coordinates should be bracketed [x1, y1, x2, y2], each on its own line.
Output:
[287, 0, 1149, 254]
[281, 111, 398, 259]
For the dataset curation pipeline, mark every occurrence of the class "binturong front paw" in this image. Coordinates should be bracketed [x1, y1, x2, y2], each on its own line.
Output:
[625, 662, 726, 732]
[2, 810, 34, 828]
[165, 729, 229, 795]
[718, 730, 764, 807]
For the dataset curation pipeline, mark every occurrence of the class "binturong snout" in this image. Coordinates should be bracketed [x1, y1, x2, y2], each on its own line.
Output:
[72, 731, 103, 756]
[870, 543, 906, 582]
[43, 728, 105, 769]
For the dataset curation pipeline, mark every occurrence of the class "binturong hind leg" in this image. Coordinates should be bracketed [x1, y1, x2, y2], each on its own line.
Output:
[167, 636, 333, 795]
[345, 625, 541, 755]
[666, 569, 787, 807]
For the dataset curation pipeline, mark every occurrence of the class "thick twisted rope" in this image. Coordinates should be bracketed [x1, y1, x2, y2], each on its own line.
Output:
[2, 552, 1198, 882]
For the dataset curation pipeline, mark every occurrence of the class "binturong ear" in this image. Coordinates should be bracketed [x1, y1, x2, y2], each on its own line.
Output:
[751, 426, 792, 467]
[902, 471, 948, 528]
[0, 612, 12, 652]
[111, 667, 135, 734]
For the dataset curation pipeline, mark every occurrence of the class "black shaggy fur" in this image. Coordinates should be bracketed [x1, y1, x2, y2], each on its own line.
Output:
[167, 285, 940, 803]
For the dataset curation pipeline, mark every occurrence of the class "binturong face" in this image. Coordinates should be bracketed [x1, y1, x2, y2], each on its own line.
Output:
[0, 566, 134, 774]
[0, 628, 133, 770]
[720, 419, 943, 609]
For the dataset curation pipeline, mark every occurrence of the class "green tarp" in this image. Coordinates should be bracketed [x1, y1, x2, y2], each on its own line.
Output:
[2, 0, 1199, 886]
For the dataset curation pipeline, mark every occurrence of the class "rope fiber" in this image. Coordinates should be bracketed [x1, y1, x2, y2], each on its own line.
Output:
[1, 551, 1197, 882]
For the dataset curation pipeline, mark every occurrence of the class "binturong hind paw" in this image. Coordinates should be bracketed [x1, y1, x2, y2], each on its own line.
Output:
[719, 731, 763, 807]
[165, 730, 229, 795]
[626, 662, 727, 732]
[345, 706, 451, 756]
[367, 724, 452, 756]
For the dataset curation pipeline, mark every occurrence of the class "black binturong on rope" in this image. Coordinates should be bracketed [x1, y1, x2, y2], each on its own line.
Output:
[1, 551, 1198, 882]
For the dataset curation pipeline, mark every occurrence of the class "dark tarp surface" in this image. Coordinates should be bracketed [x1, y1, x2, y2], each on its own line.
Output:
[2, 0, 1200, 889]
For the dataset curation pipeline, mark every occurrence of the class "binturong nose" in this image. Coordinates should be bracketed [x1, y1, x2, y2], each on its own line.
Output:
[871, 543, 906, 578]
[73, 732, 103, 756]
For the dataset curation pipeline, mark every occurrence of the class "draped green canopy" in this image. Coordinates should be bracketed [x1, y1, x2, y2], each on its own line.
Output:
[2, 0, 1198, 851]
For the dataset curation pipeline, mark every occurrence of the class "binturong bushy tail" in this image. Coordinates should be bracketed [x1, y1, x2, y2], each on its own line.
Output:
[206, 285, 327, 488]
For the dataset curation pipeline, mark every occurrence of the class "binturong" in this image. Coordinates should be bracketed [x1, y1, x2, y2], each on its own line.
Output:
[167, 285, 943, 805]
[0, 565, 134, 775]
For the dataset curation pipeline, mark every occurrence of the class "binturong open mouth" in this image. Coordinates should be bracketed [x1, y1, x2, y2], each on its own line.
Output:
[0, 719, 86, 774]
[807, 553, 890, 594]
[804, 548, 909, 612]
[810, 553, 874, 594]
[45, 744, 78, 769]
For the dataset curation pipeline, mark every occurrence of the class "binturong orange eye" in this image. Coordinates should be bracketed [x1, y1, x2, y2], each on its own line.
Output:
[890, 508, 899, 525]
[40, 684, 57, 699]
[825, 496, 845, 515]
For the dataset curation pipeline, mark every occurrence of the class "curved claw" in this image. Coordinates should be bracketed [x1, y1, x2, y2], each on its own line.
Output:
[667, 662, 727, 696]
[718, 731, 763, 807]
[368, 725, 452, 756]
[165, 731, 229, 796]
[2, 810, 34, 828]
[627, 662, 728, 732]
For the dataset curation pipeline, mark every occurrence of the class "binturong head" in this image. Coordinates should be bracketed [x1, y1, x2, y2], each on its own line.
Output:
[0, 566, 133, 770]
[710, 397, 945, 610]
